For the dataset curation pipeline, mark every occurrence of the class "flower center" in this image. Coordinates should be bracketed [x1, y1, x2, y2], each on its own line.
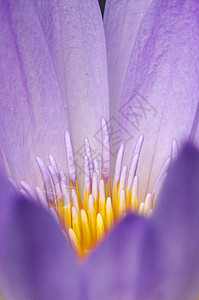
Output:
[15, 118, 174, 259]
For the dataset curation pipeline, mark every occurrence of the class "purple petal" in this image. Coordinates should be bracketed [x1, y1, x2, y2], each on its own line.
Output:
[84, 213, 149, 299]
[1, 196, 80, 299]
[104, 0, 152, 173]
[0, 174, 21, 290]
[150, 144, 199, 299]
[0, 148, 6, 176]
[104, 0, 152, 119]
[115, 0, 199, 200]
[0, 174, 16, 253]
[32, 0, 109, 181]
[0, 0, 68, 189]
[131, 144, 199, 300]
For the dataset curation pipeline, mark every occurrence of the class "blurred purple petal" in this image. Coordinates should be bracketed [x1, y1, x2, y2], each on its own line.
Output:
[0, 0, 68, 189]
[152, 144, 199, 299]
[1, 197, 80, 299]
[32, 0, 109, 177]
[0, 174, 20, 291]
[132, 144, 199, 300]
[114, 0, 199, 200]
[0, 174, 16, 254]
[84, 214, 149, 299]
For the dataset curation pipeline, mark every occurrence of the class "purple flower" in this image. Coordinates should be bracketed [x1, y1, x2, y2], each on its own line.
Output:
[0, 0, 199, 299]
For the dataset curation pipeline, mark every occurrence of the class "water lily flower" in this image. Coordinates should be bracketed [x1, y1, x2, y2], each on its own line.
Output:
[0, 0, 199, 299]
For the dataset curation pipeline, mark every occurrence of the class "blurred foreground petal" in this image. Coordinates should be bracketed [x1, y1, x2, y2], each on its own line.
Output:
[1, 198, 80, 300]
[0, 174, 16, 254]
[134, 144, 199, 299]
[84, 214, 149, 299]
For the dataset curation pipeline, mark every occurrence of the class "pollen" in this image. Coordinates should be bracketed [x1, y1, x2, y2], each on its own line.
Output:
[11, 118, 178, 259]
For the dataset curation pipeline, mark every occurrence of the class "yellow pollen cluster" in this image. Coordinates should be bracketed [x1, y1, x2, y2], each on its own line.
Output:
[51, 176, 154, 259]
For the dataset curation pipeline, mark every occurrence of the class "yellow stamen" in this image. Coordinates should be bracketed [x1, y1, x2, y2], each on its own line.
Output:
[63, 204, 71, 229]
[131, 176, 139, 212]
[92, 173, 99, 212]
[106, 197, 114, 230]
[138, 202, 145, 215]
[68, 228, 82, 257]
[131, 195, 139, 213]
[75, 179, 81, 209]
[144, 193, 152, 215]
[105, 177, 111, 198]
[80, 209, 91, 251]
[97, 213, 105, 242]
[71, 206, 81, 244]
[99, 180, 105, 222]
[118, 189, 126, 218]
[112, 180, 117, 216]
[88, 195, 96, 244]
[126, 187, 131, 210]
[83, 190, 89, 212]
[72, 190, 79, 212]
